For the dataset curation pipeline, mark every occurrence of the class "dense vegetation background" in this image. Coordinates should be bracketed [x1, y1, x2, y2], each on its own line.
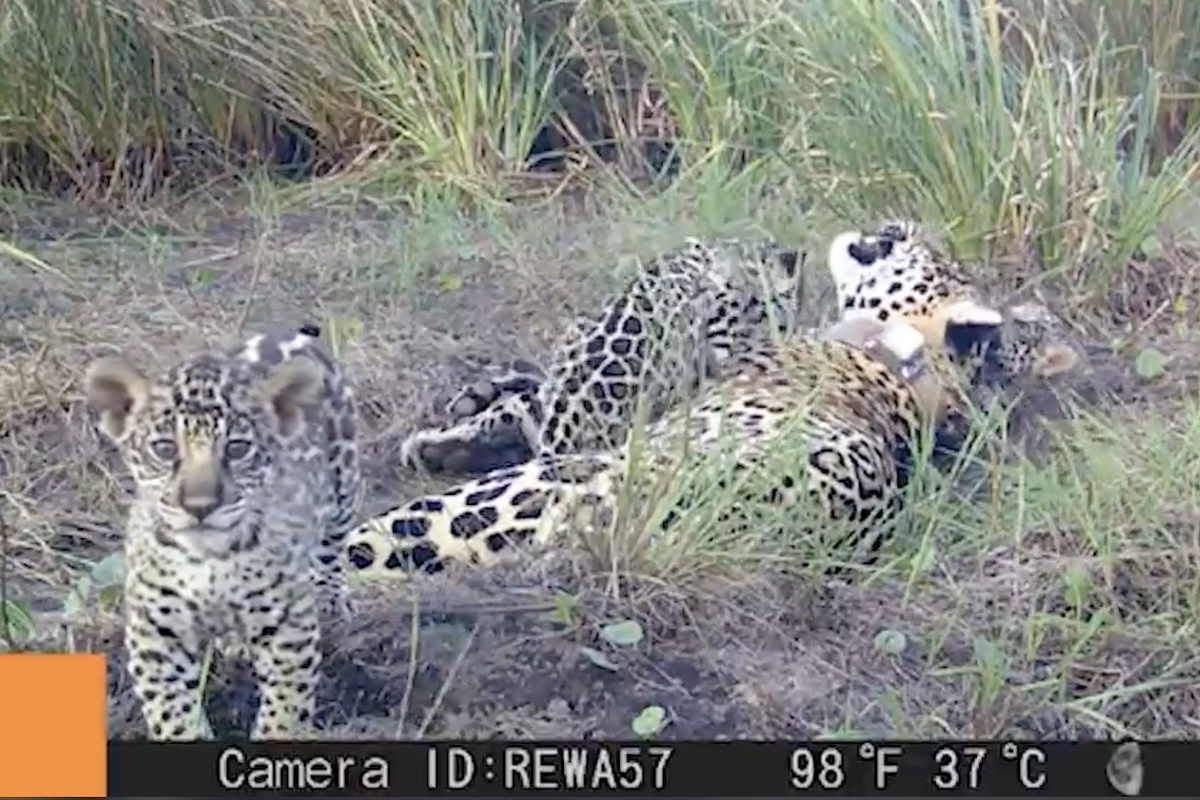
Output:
[4, 0, 1199, 300]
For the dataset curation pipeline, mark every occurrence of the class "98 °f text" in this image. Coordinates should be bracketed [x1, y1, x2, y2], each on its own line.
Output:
[428, 744, 674, 792]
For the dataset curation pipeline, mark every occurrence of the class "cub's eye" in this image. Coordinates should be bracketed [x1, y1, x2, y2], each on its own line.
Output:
[225, 439, 254, 461]
[147, 439, 177, 461]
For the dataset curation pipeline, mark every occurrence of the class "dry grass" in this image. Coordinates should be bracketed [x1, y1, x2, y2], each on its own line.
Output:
[2, 181, 1199, 740]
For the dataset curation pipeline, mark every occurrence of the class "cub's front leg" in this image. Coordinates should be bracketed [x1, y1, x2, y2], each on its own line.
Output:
[124, 577, 214, 740]
[245, 588, 322, 740]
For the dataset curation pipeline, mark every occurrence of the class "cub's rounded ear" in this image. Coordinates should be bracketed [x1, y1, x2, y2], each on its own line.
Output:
[941, 299, 1004, 359]
[256, 356, 326, 438]
[84, 356, 151, 443]
[877, 219, 922, 242]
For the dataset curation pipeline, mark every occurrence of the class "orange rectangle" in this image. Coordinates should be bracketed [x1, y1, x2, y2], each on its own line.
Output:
[0, 652, 106, 797]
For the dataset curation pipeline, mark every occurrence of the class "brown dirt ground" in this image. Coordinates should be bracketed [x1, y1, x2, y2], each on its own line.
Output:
[2, 198, 1197, 741]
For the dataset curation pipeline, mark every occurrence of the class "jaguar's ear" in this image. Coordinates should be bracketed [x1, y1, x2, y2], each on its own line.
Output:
[822, 317, 928, 382]
[255, 356, 325, 438]
[876, 219, 922, 243]
[826, 230, 874, 289]
[84, 356, 151, 443]
[941, 300, 1004, 359]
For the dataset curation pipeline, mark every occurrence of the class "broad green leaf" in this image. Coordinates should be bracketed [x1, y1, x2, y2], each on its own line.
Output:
[63, 575, 94, 619]
[873, 629, 908, 655]
[91, 552, 126, 587]
[1133, 348, 1167, 381]
[579, 646, 619, 671]
[600, 619, 644, 647]
[631, 705, 667, 738]
[1, 598, 36, 646]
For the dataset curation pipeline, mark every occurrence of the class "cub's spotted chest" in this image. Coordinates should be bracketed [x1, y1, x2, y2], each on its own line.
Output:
[84, 326, 360, 740]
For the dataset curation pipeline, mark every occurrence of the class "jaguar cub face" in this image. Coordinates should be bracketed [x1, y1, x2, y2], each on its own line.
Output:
[85, 351, 324, 550]
[938, 300, 1081, 388]
[700, 237, 807, 337]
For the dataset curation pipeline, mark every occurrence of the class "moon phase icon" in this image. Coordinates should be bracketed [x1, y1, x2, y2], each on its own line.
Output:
[1105, 741, 1144, 797]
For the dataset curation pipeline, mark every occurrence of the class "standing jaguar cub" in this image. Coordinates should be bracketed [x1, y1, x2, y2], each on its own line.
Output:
[84, 325, 360, 740]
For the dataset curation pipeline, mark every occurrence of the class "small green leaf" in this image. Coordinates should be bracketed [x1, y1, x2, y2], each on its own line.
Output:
[0, 597, 36, 647]
[600, 619, 644, 647]
[873, 629, 908, 655]
[1061, 562, 1091, 612]
[909, 544, 937, 574]
[1, 598, 36, 646]
[1133, 348, 1167, 381]
[579, 646, 619, 671]
[631, 705, 667, 738]
[540, 592, 579, 628]
[972, 636, 1002, 668]
[438, 273, 464, 292]
[90, 552, 126, 588]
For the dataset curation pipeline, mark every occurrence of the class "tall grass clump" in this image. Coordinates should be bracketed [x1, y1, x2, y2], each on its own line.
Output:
[0, 0, 573, 202]
[0, 0, 338, 198]
[4, 0, 1200, 264]
[318, 0, 569, 195]
[783, 0, 1200, 298]
[583, 0, 810, 185]
[0, 0, 171, 197]
[1015, 0, 1200, 160]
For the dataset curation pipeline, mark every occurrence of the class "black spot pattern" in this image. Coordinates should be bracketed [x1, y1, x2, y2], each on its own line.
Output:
[391, 517, 430, 538]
